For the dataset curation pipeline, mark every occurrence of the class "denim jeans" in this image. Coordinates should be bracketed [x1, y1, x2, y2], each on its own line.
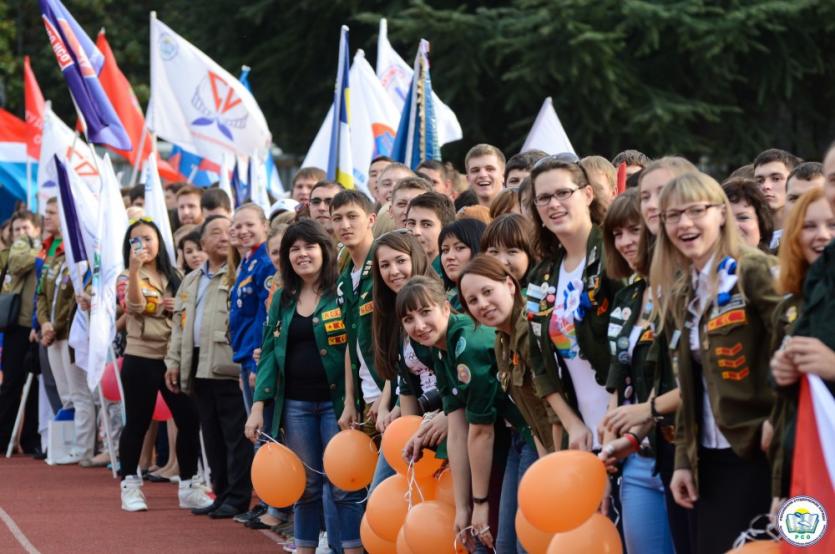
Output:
[620, 454, 675, 554]
[283, 399, 364, 549]
[370, 450, 396, 492]
[496, 431, 538, 554]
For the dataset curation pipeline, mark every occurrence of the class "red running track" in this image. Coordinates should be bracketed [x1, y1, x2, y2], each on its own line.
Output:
[0, 456, 283, 553]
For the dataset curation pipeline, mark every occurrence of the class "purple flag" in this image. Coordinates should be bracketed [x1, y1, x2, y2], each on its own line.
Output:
[54, 155, 88, 264]
[40, 0, 131, 151]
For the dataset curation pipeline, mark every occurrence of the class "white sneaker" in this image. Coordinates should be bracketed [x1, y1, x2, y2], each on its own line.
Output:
[54, 450, 84, 465]
[121, 476, 148, 512]
[178, 478, 214, 509]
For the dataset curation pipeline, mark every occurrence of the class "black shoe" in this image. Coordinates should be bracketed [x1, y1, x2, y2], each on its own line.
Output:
[233, 504, 267, 523]
[209, 504, 243, 519]
[147, 473, 171, 483]
[31, 448, 47, 460]
[245, 517, 272, 530]
[192, 501, 222, 516]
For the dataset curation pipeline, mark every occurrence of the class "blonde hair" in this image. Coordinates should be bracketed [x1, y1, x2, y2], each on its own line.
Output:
[580, 156, 616, 195]
[650, 172, 743, 330]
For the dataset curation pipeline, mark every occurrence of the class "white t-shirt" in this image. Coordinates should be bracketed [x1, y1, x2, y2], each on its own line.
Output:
[352, 266, 380, 403]
[548, 258, 609, 448]
[402, 336, 437, 392]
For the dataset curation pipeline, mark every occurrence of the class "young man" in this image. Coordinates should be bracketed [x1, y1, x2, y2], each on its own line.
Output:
[390, 177, 433, 229]
[612, 149, 650, 176]
[504, 150, 547, 188]
[331, 191, 384, 432]
[753, 148, 802, 249]
[368, 156, 393, 205]
[375, 162, 415, 206]
[580, 155, 617, 208]
[290, 167, 326, 204]
[177, 185, 205, 226]
[416, 159, 454, 197]
[165, 215, 253, 518]
[309, 180, 345, 239]
[785, 161, 824, 215]
[165, 183, 184, 210]
[405, 191, 456, 273]
[129, 184, 145, 208]
[201, 187, 233, 217]
[465, 144, 506, 207]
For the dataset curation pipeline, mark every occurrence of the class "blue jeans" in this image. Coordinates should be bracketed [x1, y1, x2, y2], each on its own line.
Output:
[370, 450, 396, 492]
[620, 454, 675, 554]
[496, 431, 538, 554]
[283, 399, 364, 549]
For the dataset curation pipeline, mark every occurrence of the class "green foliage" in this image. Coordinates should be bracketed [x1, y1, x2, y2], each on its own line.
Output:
[2, 0, 833, 173]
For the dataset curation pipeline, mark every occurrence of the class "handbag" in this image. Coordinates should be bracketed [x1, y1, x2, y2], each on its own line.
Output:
[0, 261, 21, 332]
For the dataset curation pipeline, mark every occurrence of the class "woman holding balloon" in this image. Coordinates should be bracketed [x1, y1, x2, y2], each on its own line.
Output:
[245, 219, 364, 554]
[397, 276, 529, 550]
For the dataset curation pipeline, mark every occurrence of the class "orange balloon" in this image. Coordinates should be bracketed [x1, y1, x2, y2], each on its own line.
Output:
[516, 510, 554, 554]
[724, 541, 780, 554]
[435, 468, 455, 506]
[547, 513, 622, 554]
[324, 429, 378, 491]
[381, 416, 445, 478]
[250, 442, 306, 508]
[361, 515, 397, 554]
[396, 527, 414, 554]
[403, 500, 458, 554]
[367, 475, 411, 542]
[519, 451, 607, 533]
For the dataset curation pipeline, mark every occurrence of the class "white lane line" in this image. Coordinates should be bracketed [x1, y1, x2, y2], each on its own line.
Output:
[0, 507, 41, 554]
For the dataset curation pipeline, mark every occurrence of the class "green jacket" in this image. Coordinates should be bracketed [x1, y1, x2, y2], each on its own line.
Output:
[669, 251, 778, 483]
[2, 238, 39, 328]
[526, 225, 621, 410]
[433, 313, 528, 435]
[337, 250, 384, 399]
[253, 289, 348, 437]
[36, 248, 77, 341]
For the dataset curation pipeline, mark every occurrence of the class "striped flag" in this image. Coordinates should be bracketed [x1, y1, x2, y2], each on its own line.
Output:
[326, 26, 354, 189]
[23, 56, 45, 161]
[391, 39, 440, 169]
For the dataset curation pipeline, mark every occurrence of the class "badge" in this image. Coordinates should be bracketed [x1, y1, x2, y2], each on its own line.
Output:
[248, 259, 257, 272]
[237, 298, 243, 308]
[325, 321, 345, 332]
[617, 336, 629, 350]
[322, 308, 342, 321]
[273, 321, 282, 338]
[527, 283, 545, 300]
[359, 301, 374, 316]
[624, 385, 633, 399]
[531, 322, 542, 338]
[609, 341, 616, 355]
[264, 275, 274, 291]
[715, 342, 743, 357]
[610, 307, 623, 321]
[452, 387, 459, 396]
[618, 351, 630, 364]
[455, 337, 466, 357]
[786, 305, 798, 323]
[328, 334, 347, 346]
[546, 294, 555, 304]
[621, 308, 632, 321]
[670, 329, 681, 350]
[607, 322, 623, 340]
[457, 364, 472, 384]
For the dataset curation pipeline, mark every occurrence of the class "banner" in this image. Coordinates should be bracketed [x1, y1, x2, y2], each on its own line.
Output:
[521, 97, 575, 156]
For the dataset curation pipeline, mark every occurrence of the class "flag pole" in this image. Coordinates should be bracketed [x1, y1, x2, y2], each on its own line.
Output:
[26, 157, 33, 211]
[128, 109, 150, 188]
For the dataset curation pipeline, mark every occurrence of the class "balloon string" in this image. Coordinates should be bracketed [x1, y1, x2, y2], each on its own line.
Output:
[731, 513, 781, 549]
[608, 494, 621, 527]
[258, 431, 327, 476]
[454, 525, 475, 552]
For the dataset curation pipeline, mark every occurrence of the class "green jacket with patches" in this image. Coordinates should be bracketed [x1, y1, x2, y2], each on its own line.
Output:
[1, 237, 39, 328]
[253, 289, 348, 437]
[36, 245, 77, 341]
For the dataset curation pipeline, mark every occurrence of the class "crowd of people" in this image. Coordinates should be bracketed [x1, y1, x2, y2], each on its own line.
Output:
[1, 141, 834, 554]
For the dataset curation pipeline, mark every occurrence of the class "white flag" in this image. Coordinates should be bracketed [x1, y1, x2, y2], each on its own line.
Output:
[142, 153, 176, 262]
[303, 50, 400, 194]
[249, 153, 272, 214]
[149, 14, 271, 165]
[521, 97, 575, 156]
[218, 152, 235, 209]
[87, 154, 127, 389]
[376, 18, 462, 146]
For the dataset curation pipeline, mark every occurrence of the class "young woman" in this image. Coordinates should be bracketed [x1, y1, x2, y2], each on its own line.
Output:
[768, 188, 835, 508]
[245, 219, 364, 554]
[651, 172, 778, 554]
[721, 178, 774, 253]
[178, 230, 207, 274]
[117, 218, 212, 512]
[439, 218, 486, 310]
[597, 190, 675, 554]
[397, 276, 528, 551]
[459, 255, 555, 553]
[525, 156, 618, 452]
[481, 213, 537, 286]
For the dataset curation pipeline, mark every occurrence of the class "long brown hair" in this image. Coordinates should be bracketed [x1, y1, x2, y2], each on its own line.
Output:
[372, 231, 440, 380]
[457, 255, 523, 329]
[602, 189, 643, 280]
[777, 188, 827, 295]
[395, 276, 449, 324]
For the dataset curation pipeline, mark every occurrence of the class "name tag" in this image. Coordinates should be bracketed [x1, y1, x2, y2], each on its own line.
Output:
[322, 308, 342, 321]
[359, 302, 373, 316]
[325, 321, 345, 332]
[328, 334, 347, 346]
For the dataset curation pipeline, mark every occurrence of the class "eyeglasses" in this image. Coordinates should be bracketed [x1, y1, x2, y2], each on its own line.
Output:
[310, 197, 333, 206]
[661, 203, 720, 225]
[533, 184, 588, 206]
[531, 152, 581, 171]
[128, 216, 154, 225]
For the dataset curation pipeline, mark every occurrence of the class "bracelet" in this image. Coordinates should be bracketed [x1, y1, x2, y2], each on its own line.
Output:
[623, 432, 640, 453]
[650, 396, 663, 421]
[472, 496, 489, 504]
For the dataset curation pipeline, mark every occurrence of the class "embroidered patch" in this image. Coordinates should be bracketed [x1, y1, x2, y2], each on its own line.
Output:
[455, 337, 467, 357]
[596, 297, 609, 316]
[715, 342, 743, 357]
[238, 276, 253, 289]
[457, 364, 472, 384]
[359, 301, 374, 316]
[718, 356, 746, 369]
[707, 309, 746, 332]
[607, 322, 623, 340]
[721, 367, 750, 381]
[325, 321, 345, 332]
[639, 329, 655, 343]
[264, 275, 274, 291]
[786, 305, 798, 323]
[179, 291, 189, 300]
[328, 334, 348, 346]
[322, 308, 342, 321]
[180, 311, 187, 329]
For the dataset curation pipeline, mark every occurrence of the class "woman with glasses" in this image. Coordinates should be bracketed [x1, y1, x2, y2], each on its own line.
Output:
[525, 156, 619, 453]
[651, 172, 777, 553]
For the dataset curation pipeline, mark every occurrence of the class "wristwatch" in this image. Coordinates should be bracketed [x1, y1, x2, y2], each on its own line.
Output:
[650, 396, 664, 422]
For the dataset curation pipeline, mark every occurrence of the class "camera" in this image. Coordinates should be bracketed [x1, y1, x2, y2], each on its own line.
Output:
[417, 388, 442, 414]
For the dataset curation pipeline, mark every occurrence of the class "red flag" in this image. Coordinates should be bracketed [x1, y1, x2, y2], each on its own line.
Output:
[616, 161, 627, 195]
[784, 376, 834, 553]
[95, 30, 183, 182]
[23, 56, 45, 159]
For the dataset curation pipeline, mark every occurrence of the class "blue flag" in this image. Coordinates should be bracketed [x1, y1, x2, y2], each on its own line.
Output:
[231, 161, 250, 205]
[54, 155, 88, 265]
[391, 39, 441, 169]
[40, 0, 131, 151]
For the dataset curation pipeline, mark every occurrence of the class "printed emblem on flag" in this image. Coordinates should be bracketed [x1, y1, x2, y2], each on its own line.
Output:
[706, 309, 746, 332]
[158, 32, 178, 60]
[191, 71, 249, 141]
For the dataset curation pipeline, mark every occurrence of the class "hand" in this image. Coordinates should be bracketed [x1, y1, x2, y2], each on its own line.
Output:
[367, 396, 382, 424]
[165, 366, 180, 393]
[29, 329, 38, 343]
[162, 296, 175, 312]
[454, 507, 474, 553]
[244, 404, 264, 443]
[338, 401, 358, 431]
[670, 469, 698, 509]
[128, 246, 150, 272]
[248, 371, 256, 390]
[761, 419, 773, 452]
[598, 436, 634, 473]
[599, 478, 612, 516]
[403, 428, 427, 464]
[376, 403, 391, 434]
[567, 421, 593, 451]
[379, 405, 401, 433]
[422, 412, 448, 448]
[602, 402, 652, 436]
[252, 348, 262, 364]
[76, 293, 92, 312]
[785, 336, 835, 380]
[771, 348, 800, 386]
[471, 502, 493, 550]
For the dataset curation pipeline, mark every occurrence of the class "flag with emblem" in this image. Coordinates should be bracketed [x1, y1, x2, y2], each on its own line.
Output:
[390, 39, 440, 169]
[39, 0, 131, 150]
[149, 14, 271, 166]
[325, 26, 354, 190]
[521, 97, 575, 156]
